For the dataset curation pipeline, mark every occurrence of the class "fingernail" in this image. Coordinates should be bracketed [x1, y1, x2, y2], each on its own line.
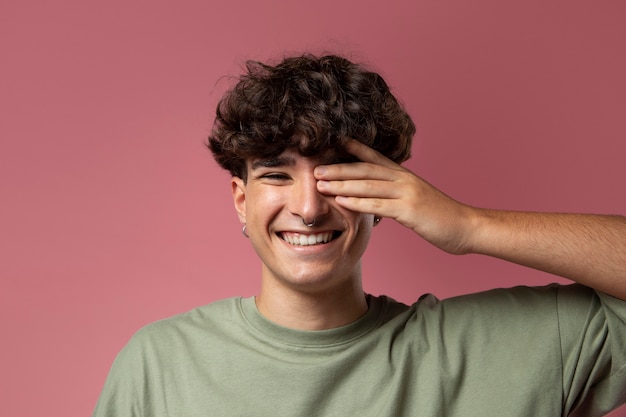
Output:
[315, 166, 327, 176]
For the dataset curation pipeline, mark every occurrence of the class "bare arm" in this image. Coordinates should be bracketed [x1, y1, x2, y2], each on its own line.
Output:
[315, 140, 626, 300]
[466, 210, 626, 299]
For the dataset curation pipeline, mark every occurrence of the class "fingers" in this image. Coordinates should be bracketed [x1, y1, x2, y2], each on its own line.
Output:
[312, 139, 473, 250]
[333, 195, 392, 217]
[342, 139, 398, 169]
[314, 140, 402, 182]
[317, 177, 400, 198]
[313, 139, 409, 214]
[345, 139, 399, 168]
[315, 162, 398, 182]
[315, 159, 407, 202]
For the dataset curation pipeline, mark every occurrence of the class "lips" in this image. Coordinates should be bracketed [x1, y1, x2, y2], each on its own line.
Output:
[279, 231, 340, 246]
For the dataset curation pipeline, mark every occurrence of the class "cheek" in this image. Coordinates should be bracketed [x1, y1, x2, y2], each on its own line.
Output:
[345, 212, 374, 244]
[358, 213, 376, 237]
[357, 217, 374, 239]
[349, 211, 375, 230]
[247, 188, 284, 221]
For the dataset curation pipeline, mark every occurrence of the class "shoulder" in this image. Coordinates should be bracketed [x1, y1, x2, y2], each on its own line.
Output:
[414, 283, 595, 316]
[376, 285, 603, 341]
[125, 297, 246, 352]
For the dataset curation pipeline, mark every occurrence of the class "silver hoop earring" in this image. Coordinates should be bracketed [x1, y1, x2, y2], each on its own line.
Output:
[303, 218, 316, 227]
[241, 224, 249, 238]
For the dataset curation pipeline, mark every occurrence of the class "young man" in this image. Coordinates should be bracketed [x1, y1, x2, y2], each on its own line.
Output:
[93, 54, 626, 416]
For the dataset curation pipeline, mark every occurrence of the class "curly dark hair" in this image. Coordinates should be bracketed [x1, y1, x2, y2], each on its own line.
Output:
[208, 54, 415, 180]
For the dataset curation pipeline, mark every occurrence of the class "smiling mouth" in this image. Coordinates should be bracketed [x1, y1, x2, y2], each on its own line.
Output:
[278, 231, 341, 246]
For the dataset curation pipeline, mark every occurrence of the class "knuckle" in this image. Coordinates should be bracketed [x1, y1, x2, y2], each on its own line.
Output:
[370, 199, 384, 211]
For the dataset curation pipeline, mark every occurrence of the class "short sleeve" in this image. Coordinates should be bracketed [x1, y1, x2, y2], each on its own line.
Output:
[557, 285, 626, 416]
[92, 330, 149, 417]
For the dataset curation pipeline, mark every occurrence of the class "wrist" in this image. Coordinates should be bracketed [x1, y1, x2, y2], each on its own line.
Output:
[459, 206, 491, 256]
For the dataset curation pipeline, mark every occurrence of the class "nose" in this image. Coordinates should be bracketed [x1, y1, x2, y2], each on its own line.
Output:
[288, 172, 330, 224]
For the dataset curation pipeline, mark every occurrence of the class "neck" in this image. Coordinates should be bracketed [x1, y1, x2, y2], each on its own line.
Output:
[255, 275, 368, 331]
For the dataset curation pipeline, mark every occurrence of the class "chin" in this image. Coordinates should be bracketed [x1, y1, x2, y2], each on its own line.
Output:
[274, 265, 357, 293]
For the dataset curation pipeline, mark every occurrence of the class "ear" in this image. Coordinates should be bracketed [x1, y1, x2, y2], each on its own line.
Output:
[231, 176, 246, 224]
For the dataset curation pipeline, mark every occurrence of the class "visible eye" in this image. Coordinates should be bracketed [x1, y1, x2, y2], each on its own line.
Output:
[260, 173, 291, 181]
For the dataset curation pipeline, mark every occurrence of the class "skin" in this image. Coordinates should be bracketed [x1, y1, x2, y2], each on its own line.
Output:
[231, 150, 372, 330]
[232, 138, 626, 329]
[315, 139, 626, 301]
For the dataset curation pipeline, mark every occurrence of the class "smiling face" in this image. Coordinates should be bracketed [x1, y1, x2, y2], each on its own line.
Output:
[232, 149, 374, 296]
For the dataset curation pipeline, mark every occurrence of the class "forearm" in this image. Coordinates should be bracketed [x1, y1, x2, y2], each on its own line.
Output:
[316, 140, 626, 299]
[466, 209, 626, 300]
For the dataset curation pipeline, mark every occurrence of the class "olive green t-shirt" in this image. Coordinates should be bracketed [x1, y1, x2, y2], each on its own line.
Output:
[93, 284, 626, 416]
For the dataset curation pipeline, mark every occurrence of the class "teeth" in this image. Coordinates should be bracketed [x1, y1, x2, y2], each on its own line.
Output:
[282, 232, 334, 246]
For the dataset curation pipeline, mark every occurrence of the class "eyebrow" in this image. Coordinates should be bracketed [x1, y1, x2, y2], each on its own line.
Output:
[249, 151, 357, 171]
[251, 155, 296, 171]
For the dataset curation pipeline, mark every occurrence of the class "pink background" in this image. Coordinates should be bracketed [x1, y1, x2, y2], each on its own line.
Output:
[1, 0, 625, 416]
